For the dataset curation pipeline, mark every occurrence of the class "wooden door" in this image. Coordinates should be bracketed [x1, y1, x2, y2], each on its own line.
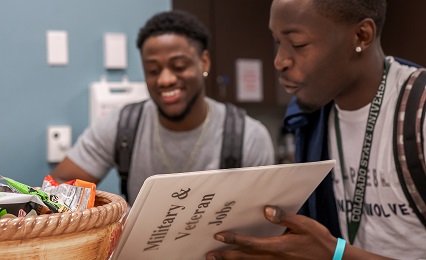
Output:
[173, 0, 289, 106]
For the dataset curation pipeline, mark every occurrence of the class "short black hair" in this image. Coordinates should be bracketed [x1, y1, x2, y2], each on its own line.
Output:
[136, 10, 210, 53]
[312, 0, 387, 37]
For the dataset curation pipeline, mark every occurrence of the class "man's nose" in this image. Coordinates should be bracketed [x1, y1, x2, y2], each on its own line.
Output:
[157, 69, 177, 87]
[274, 48, 292, 71]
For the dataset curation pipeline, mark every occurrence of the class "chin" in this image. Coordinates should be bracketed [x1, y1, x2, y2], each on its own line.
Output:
[296, 98, 321, 113]
[157, 103, 192, 122]
[157, 91, 201, 122]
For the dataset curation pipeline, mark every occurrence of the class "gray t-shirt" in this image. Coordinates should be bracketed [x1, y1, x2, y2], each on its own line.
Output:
[67, 98, 275, 205]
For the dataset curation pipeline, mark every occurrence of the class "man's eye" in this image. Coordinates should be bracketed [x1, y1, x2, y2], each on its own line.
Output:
[292, 43, 308, 48]
[173, 65, 186, 72]
[147, 69, 160, 75]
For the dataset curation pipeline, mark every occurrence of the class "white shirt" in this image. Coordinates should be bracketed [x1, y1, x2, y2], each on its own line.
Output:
[329, 57, 426, 259]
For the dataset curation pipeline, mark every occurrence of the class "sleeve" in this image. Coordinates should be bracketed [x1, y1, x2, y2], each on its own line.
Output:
[242, 116, 275, 167]
[66, 109, 120, 180]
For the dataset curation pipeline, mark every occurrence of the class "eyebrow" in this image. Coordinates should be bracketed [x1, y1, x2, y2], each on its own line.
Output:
[143, 54, 188, 61]
[269, 25, 304, 36]
[143, 55, 191, 66]
[169, 55, 190, 61]
[281, 27, 304, 35]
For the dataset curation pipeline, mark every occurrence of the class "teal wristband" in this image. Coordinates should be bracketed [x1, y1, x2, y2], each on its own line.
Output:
[332, 238, 346, 260]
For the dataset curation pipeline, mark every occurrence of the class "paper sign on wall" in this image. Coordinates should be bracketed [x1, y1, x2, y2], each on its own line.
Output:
[104, 33, 127, 69]
[46, 30, 69, 66]
[236, 59, 263, 102]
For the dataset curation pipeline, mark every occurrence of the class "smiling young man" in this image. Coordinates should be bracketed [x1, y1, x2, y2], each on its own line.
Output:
[51, 10, 275, 206]
[206, 0, 426, 259]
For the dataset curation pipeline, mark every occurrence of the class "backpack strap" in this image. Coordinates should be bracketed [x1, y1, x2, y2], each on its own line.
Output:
[393, 68, 426, 227]
[114, 100, 147, 201]
[220, 103, 246, 168]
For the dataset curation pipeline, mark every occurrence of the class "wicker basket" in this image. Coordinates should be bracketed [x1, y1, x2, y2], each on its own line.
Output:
[0, 190, 127, 260]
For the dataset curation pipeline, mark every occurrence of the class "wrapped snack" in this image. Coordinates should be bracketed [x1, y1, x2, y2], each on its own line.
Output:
[0, 183, 13, 193]
[74, 179, 96, 208]
[0, 176, 70, 213]
[42, 175, 96, 211]
[0, 192, 52, 218]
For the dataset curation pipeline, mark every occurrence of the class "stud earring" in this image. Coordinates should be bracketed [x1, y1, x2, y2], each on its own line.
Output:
[355, 46, 362, 53]
[203, 71, 209, 77]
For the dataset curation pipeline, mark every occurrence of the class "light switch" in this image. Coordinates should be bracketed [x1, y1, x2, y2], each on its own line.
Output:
[47, 125, 72, 163]
[46, 30, 69, 66]
[104, 33, 127, 69]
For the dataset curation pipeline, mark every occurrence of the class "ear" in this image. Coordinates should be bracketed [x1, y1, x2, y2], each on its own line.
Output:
[200, 50, 211, 74]
[354, 18, 376, 51]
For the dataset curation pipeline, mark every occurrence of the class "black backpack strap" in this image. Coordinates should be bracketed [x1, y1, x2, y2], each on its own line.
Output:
[220, 103, 246, 169]
[114, 100, 146, 201]
[393, 68, 426, 227]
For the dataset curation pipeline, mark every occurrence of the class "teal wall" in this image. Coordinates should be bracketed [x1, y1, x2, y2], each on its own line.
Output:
[0, 1, 171, 194]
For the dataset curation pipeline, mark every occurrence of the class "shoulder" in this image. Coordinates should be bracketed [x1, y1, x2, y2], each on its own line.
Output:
[122, 99, 156, 114]
[205, 97, 226, 116]
[387, 56, 419, 90]
[244, 114, 270, 137]
[91, 108, 121, 134]
[206, 97, 270, 134]
[384, 56, 420, 103]
[107, 99, 156, 138]
[130, 99, 157, 123]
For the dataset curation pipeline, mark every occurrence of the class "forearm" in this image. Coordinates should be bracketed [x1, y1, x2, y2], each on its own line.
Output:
[50, 157, 99, 184]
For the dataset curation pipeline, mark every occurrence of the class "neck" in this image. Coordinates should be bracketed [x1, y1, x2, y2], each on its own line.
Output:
[159, 98, 209, 131]
[335, 48, 386, 111]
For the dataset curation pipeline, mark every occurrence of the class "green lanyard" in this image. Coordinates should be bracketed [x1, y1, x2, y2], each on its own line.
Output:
[334, 60, 390, 245]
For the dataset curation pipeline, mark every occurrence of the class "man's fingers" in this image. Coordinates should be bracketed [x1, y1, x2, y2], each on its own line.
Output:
[213, 231, 289, 255]
[206, 249, 278, 260]
[263, 206, 318, 234]
[206, 249, 268, 260]
[214, 232, 256, 247]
